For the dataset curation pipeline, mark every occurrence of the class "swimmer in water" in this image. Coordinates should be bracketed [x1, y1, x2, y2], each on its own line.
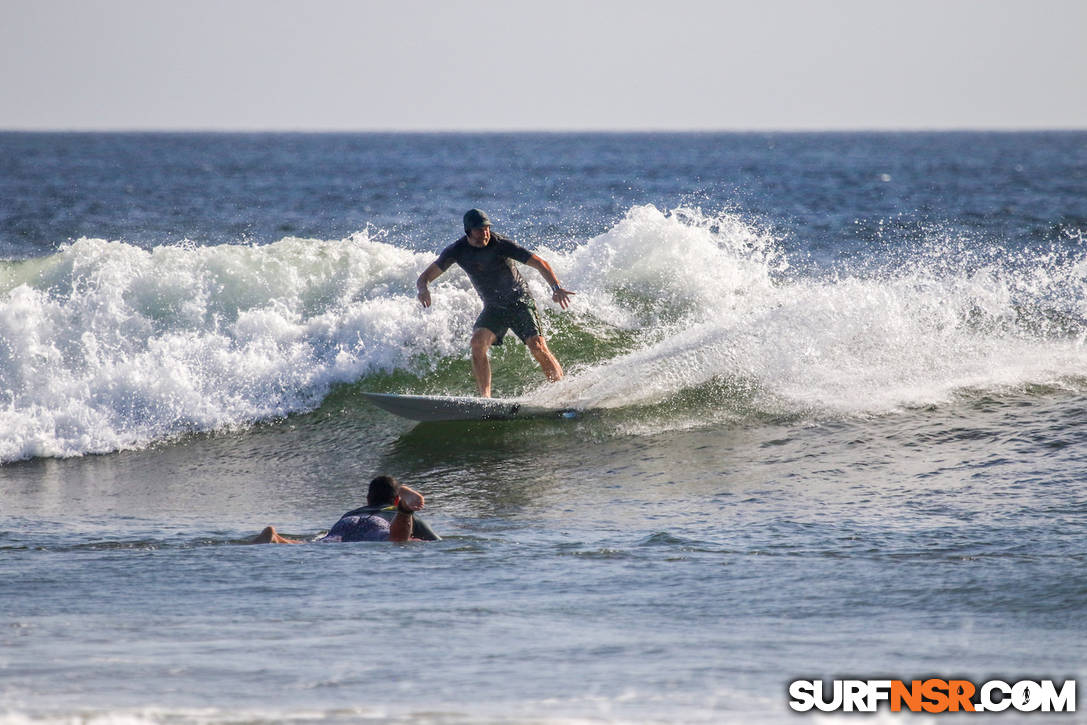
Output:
[250, 475, 438, 543]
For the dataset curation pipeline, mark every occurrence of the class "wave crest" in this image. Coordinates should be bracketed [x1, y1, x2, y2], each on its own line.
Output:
[2, 205, 1086, 461]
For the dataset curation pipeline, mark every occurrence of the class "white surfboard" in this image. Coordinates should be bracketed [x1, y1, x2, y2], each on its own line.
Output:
[362, 392, 573, 422]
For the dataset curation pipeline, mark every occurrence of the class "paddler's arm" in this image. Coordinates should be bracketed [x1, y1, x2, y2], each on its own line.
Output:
[389, 486, 424, 542]
[416, 262, 444, 308]
[525, 254, 575, 310]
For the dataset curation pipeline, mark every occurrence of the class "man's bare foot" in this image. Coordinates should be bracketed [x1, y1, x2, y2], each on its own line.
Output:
[250, 526, 302, 544]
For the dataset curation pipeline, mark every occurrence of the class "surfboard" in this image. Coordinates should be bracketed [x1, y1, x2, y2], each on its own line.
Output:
[362, 392, 573, 422]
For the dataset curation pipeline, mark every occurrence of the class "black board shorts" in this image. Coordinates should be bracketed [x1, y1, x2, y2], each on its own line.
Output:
[475, 298, 542, 345]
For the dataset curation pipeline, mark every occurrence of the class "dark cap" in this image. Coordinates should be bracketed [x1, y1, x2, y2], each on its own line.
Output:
[463, 209, 492, 232]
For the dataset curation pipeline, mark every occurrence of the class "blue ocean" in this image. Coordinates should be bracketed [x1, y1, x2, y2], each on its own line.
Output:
[1, 132, 1085, 723]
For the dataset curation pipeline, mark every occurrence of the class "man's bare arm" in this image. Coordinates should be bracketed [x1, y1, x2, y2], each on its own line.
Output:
[389, 486, 424, 542]
[416, 263, 444, 308]
[526, 255, 575, 310]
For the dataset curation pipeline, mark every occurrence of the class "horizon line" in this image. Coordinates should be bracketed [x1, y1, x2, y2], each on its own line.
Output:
[2, 125, 1086, 134]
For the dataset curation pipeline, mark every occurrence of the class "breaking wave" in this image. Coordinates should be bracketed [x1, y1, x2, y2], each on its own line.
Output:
[2, 205, 1086, 461]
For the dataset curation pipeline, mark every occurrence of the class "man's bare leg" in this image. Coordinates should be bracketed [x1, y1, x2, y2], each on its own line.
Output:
[526, 335, 563, 382]
[470, 327, 497, 397]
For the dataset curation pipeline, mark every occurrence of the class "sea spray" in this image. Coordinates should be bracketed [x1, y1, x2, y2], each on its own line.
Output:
[527, 207, 1087, 418]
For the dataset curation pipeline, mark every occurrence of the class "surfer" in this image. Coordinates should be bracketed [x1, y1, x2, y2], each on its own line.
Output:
[250, 475, 438, 543]
[416, 209, 574, 397]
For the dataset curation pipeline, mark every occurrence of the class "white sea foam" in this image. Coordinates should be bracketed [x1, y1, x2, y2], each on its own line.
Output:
[2, 206, 1085, 461]
[528, 205, 1087, 417]
[0, 232, 472, 462]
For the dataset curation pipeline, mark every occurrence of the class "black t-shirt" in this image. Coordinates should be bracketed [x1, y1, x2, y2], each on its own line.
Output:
[436, 232, 535, 307]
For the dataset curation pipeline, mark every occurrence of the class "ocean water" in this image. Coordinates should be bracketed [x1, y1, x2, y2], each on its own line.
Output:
[1, 132, 1085, 724]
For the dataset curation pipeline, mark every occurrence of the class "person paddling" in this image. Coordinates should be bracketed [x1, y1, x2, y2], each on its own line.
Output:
[251, 475, 438, 543]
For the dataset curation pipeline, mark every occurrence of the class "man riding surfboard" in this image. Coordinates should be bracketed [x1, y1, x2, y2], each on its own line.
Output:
[416, 209, 574, 397]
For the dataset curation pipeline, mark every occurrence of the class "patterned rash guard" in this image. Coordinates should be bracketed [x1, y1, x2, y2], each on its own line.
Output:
[318, 514, 391, 542]
[317, 505, 441, 542]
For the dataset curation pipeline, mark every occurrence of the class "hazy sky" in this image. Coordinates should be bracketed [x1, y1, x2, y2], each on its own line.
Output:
[2, 0, 1085, 131]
